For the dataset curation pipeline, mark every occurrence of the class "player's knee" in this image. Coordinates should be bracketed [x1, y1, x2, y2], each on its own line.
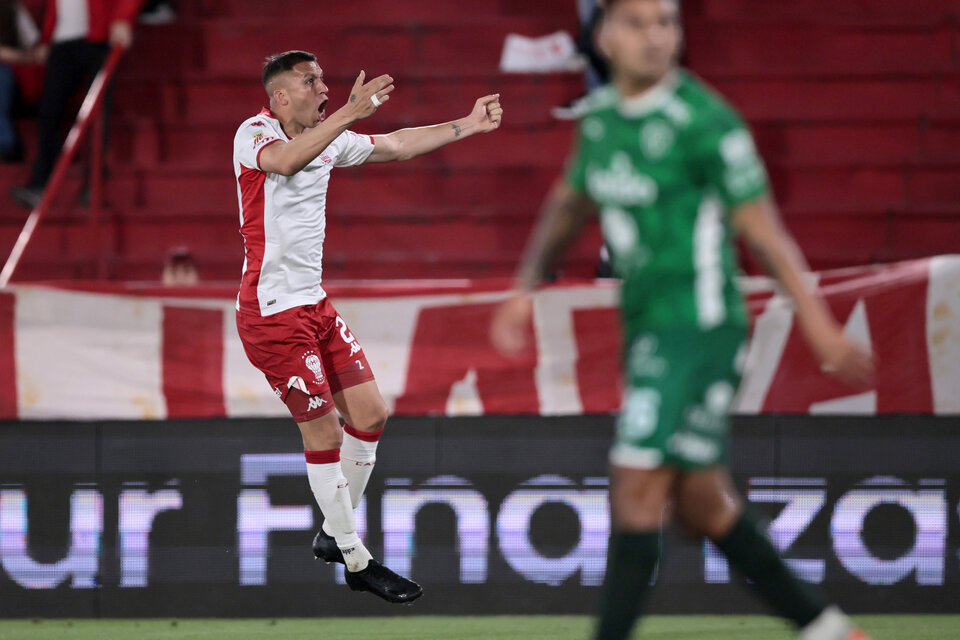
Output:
[354, 400, 389, 433]
[676, 494, 740, 541]
[297, 410, 344, 451]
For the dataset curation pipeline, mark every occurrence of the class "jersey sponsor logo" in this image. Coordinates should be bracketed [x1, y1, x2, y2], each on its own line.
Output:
[639, 119, 674, 160]
[287, 376, 308, 393]
[307, 395, 328, 411]
[719, 129, 756, 165]
[252, 131, 274, 149]
[302, 351, 325, 384]
[319, 154, 333, 165]
[587, 152, 658, 207]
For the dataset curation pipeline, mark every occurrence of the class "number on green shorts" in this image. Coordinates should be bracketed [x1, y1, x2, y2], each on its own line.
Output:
[620, 388, 662, 440]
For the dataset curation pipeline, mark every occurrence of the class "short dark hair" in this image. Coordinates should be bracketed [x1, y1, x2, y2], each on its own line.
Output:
[262, 50, 316, 88]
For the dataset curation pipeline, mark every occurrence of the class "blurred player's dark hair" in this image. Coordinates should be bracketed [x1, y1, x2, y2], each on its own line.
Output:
[262, 50, 317, 88]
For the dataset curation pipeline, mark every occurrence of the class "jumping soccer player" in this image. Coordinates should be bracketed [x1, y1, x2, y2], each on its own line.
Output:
[233, 50, 502, 604]
[491, 1, 873, 638]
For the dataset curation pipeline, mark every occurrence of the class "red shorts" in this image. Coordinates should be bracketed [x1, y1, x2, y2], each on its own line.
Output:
[236, 298, 375, 422]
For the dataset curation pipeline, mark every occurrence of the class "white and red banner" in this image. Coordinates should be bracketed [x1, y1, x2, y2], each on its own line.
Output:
[0, 256, 957, 421]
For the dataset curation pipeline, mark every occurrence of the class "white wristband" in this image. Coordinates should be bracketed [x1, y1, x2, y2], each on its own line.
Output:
[370, 94, 382, 107]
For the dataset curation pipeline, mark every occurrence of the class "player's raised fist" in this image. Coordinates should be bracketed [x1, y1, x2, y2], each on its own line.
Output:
[469, 94, 503, 133]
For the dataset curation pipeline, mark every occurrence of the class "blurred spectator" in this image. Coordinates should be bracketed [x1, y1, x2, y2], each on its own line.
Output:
[553, 0, 609, 120]
[10, 0, 139, 209]
[162, 246, 199, 286]
[0, 0, 40, 162]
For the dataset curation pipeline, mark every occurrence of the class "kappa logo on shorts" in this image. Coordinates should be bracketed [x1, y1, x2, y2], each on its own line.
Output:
[307, 395, 328, 411]
[273, 386, 283, 398]
[349, 341, 362, 356]
[301, 351, 325, 384]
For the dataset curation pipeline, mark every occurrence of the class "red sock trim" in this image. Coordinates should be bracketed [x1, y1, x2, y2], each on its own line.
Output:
[304, 449, 340, 464]
[343, 424, 383, 442]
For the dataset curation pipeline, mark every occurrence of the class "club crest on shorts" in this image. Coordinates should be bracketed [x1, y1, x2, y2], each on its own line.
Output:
[301, 350, 325, 383]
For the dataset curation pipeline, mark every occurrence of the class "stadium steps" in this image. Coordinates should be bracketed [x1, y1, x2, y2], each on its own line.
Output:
[4, 0, 959, 281]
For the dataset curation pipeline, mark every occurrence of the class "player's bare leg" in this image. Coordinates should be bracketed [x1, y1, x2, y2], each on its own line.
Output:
[595, 465, 675, 640]
[676, 468, 866, 640]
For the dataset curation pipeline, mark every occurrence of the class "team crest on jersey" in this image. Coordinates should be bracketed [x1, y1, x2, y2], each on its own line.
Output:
[640, 119, 674, 161]
[302, 351, 325, 383]
[582, 117, 605, 141]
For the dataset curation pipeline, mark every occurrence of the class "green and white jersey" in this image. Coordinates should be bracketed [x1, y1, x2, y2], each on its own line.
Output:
[566, 70, 768, 343]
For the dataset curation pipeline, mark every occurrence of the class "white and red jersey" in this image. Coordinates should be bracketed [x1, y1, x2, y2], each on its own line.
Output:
[233, 108, 375, 316]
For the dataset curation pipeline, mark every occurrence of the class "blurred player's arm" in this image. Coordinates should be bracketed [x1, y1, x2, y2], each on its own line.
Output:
[261, 72, 394, 176]
[365, 95, 502, 163]
[732, 197, 873, 386]
[490, 180, 595, 354]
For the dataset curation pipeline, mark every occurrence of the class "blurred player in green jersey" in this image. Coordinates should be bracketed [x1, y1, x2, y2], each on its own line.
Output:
[492, 1, 874, 639]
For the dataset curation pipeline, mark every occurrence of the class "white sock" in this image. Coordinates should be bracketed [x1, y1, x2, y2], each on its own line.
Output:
[341, 424, 381, 508]
[305, 451, 372, 572]
[800, 606, 853, 640]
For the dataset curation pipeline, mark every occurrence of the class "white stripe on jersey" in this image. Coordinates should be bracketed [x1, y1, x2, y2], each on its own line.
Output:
[694, 194, 726, 330]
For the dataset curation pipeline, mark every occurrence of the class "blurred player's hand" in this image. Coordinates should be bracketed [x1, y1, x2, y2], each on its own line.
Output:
[468, 94, 503, 133]
[491, 292, 533, 356]
[811, 328, 874, 387]
[341, 71, 395, 122]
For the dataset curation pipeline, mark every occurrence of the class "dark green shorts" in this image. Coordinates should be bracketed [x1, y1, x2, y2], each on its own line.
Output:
[610, 326, 746, 471]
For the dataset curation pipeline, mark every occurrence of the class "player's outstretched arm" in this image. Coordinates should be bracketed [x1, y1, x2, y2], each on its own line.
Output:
[364, 95, 503, 164]
[733, 197, 874, 386]
[260, 71, 395, 176]
[490, 180, 594, 355]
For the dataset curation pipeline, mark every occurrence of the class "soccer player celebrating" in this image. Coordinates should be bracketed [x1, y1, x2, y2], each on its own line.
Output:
[233, 50, 502, 603]
[491, 1, 873, 639]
